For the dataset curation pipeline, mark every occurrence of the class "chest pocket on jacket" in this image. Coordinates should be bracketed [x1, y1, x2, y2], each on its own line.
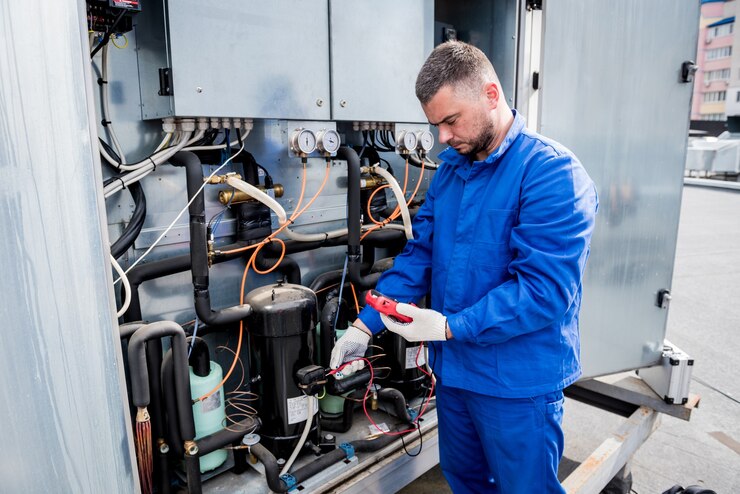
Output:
[472, 209, 517, 268]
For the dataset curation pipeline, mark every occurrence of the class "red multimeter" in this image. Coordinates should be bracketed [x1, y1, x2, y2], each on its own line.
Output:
[365, 290, 413, 323]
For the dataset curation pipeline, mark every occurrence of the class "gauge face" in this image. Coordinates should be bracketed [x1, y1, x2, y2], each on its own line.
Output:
[292, 129, 317, 154]
[318, 129, 340, 154]
[417, 130, 434, 152]
[401, 131, 418, 152]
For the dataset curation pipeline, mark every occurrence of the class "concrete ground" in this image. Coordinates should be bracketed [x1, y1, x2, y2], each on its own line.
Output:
[400, 184, 740, 493]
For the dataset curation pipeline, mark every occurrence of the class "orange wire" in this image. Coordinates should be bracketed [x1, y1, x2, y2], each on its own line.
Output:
[218, 161, 330, 256]
[197, 162, 331, 402]
[366, 184, 391, 225]
[349, 283, 360, 315]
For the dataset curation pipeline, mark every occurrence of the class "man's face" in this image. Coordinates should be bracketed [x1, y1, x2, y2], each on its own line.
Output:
[422, 84, 495, 159]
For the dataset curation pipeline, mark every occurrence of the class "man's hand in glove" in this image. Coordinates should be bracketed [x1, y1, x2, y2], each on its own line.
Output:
[380, 304, 450, 342]
[329, 324, 371, 378]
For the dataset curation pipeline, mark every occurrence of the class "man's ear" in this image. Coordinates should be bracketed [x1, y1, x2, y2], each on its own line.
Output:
[483, 82, 499, 110]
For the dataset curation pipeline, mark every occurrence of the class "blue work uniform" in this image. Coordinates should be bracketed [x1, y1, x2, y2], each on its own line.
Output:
[357, 110, 598, 493]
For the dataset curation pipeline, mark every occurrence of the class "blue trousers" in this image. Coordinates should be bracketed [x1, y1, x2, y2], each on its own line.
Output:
[436, 381, 565, 494]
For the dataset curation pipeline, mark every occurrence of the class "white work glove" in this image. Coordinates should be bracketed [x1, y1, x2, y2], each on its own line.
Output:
[380, 304, 448, 342]
[329, 325, 371, 378]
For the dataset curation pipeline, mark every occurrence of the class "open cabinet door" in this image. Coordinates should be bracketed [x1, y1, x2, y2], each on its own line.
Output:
[532, 1, 699, 377]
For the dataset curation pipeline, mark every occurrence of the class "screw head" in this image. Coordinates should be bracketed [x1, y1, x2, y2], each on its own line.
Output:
[196, 87, 203, 93]
[340, 100, 347, 107]
[316, 98, 324, 107]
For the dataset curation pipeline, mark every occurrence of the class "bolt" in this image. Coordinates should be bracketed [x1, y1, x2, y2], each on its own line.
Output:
[316, 98, 324, 107]
[325, 434, 334, 441]
[196, 87, 203, 93]
[340, 100, 347, 107]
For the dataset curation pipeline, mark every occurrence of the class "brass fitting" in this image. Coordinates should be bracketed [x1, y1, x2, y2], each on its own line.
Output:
[204, 172, 242, 185]
[218, 184, 284, 205]
[136, 407, 150, 423]
[361, 176, 385, 190]
[184, 440, 199, 456]
[157, 438, 170, 454]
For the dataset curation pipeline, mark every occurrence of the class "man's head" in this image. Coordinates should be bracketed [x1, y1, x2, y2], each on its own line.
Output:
[415, 41, 511, 160]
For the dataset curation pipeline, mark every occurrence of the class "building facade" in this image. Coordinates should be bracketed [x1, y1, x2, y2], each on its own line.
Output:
[692, 0, 737, 121]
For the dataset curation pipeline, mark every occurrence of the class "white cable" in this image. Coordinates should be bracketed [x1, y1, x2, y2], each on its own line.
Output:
[100, 44, 127, 165]
[226, 176, 288, 223]
[280, 395, 315, 476]
[110, 254, 131, 317]
[113, 139, 245, 284]
[103, 131, 195, 198]
[370, 165, 413, 239]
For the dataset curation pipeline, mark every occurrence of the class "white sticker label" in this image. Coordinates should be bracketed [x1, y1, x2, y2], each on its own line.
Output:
[369, 422, 390, 435]
[201, 391, 221, 414]
[287, 395, 319, 425]
[405, 345, 426, 369]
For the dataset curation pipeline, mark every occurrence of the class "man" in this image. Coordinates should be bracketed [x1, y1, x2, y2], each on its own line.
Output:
[330, 40, 598, 493]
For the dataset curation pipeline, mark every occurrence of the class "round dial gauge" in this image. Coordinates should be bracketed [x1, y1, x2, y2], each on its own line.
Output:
[291, 129, 317, 155]
[317, 129, 341, 154]
[399, 131, 418, 152]
[416, 130, 435, 152]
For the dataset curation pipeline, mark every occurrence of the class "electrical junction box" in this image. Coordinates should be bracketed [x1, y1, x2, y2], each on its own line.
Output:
[637, 341, 694, 405]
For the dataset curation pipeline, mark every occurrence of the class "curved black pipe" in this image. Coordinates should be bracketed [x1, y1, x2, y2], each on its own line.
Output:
[377, 388, 413, 423]
[119, 321, 146, 340]
[319, 297, 347, 369]
[169, 151, 252, 326]
[188, 337, 210, 377]
[111, 181, 147, 259]
[249, 423, 419, 492]
[337, 146, 385, 290]
[254, 250, 301, 284]
[196, 417, 261, 456]
[127, 321, 195, 441]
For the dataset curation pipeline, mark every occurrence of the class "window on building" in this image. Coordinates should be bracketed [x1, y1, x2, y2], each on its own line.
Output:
[736, 91, 740, 103]
[703, 90, 727, 102]
[701, 113, 726, 121]
[704, 68, 732, 82]
[706, 46, 733, 60]
[708, 22, 734, 40]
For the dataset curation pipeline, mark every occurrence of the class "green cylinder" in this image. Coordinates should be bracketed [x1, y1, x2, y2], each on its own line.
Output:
[190, 362, 228, 473]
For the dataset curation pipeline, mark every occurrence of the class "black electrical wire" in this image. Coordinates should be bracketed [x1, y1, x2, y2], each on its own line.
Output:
[400, 423, 424, 457]
[99, 138, 148, 258]
[90, 9, 127, 59]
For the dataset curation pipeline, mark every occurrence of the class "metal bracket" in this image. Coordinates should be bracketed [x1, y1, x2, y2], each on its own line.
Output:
[680, 61, 698, 83]
[656, 288, 672, 309]
[158, 67, 173, 96]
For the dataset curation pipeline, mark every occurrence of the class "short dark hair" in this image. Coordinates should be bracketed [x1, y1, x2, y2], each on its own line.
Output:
[415, 41, 498, 104]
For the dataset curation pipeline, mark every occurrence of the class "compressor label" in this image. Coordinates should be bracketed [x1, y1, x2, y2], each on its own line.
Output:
[405, 346, 426, 369]
[201, 391, 221, 413]
[287, 395, 319, 424]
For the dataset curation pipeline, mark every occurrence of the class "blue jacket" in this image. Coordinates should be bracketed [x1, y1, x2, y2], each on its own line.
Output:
[358, 111, 598, 398]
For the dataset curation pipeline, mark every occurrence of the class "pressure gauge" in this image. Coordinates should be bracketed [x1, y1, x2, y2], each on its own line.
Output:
[396, 130, 418, 153]
[290, 128, 317, 155]
[317, 129, 341, 155]
[416, 130, 435, 153]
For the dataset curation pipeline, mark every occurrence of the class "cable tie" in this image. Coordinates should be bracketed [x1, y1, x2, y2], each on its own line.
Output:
[117, 177, 127, 190]
[97, 77, 108, 85]
[148, 157, 157, 172]
[101, 119, 111, 127]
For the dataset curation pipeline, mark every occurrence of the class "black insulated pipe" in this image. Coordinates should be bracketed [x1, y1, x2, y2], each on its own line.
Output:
[337, 146, 384, 290]
[377, 388, 414, 423]
[127, 321, 195, 441]
[196, 417, 261, 456]
[249, 423, 418, 493]
[187, 337, 210, 377]
[169, 151, 252, 326]
[111, 181, 147, 259]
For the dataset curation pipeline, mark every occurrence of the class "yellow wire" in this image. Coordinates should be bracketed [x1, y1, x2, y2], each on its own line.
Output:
[317, 387, 327, 400]
[112, 34, 128, 49]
